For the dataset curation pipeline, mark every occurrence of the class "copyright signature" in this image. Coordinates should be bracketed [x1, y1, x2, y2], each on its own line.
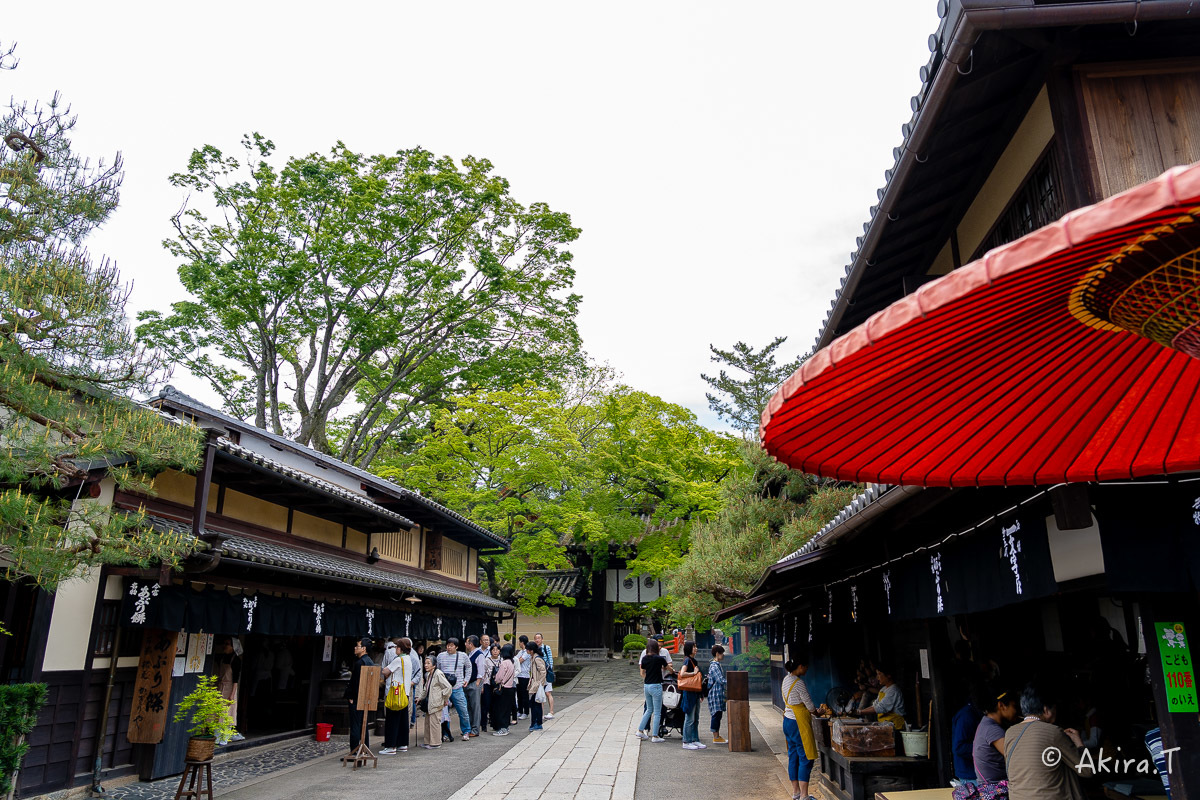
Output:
[1042, 746, 1061, 767]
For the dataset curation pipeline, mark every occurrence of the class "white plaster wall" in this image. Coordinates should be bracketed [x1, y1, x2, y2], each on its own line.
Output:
[42, 478, 115, 672]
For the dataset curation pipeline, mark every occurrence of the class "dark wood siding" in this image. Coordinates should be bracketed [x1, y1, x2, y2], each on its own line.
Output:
[1079, 60, 1200, 197]
[19, 668, 137, 796]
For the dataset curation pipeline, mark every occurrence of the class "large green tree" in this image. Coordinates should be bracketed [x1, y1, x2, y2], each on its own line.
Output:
[138, 135, 583, 467]
[1, 81, 201, 589]
[376, 375, 739, 613]
[701, 336, 804, 439]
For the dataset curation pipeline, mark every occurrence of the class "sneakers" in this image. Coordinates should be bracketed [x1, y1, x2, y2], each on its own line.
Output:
[420, 743, 438, 749]
[650, 736, 666, 743]
[712, 736, 727, 744]
[545, 713, 554, 719]
[529, 724, 544, 731]
[461, 735, 472, 742]
[379, 747, 397, 755]
[634, 731, 649, 740]
[682, 743, 699, 750]
[692, 742, 707, 749]
[441, 735, 453, 743]
[493, 728, 510, 736]
[398, 746, 408, 752]
[517, 713, 528, 720]
[230, 733, 245, 742]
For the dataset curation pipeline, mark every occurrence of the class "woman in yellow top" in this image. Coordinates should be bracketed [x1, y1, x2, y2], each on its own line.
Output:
[860, 664, 906, 731]
[782, 658, 818, 800]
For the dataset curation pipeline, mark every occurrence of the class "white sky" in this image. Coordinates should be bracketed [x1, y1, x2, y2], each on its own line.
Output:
[3, 2, 940, 432]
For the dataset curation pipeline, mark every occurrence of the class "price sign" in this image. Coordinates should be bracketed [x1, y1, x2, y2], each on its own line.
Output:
[1155, 621, 1198, 712]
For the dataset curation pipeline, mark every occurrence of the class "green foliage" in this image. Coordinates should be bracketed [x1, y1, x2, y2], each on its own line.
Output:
[613, 603, 644, 624]
[0, 78, 203, 589]
[701, 337, 804, 439]
[173, 675, 237, 741]
[622, 633, 647, 650]
[728, 639, 770, 676]
[138, 135, 583, 468]
[376, 372, 740, 612]
[667, 440, 860, 621]
[0, 682, 47, 796]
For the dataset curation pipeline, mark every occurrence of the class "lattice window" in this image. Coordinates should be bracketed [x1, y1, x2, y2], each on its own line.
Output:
[443, 539, 467, 578]
[376, 529, 417, 563]
[973, 142, 1066, 261]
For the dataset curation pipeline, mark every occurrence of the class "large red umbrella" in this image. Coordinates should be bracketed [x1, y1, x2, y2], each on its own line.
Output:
[762, 162, 1200, 487]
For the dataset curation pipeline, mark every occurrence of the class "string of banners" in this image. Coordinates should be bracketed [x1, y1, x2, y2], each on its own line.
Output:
[122, 581, 499, 641]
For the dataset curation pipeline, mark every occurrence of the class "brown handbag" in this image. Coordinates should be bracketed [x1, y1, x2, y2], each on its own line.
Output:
[678, 662, 702, 692]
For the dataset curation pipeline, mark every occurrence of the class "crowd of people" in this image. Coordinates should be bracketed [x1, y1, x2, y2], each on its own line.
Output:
[344, 632, 559, 755]
[633, 637, 728, 750]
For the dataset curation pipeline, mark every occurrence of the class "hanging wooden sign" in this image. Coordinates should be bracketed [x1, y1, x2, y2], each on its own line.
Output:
[128, 629, 179, 743]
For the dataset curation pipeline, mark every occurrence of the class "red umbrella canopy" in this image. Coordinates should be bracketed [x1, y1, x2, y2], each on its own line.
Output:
[762, 162, 1200, 487]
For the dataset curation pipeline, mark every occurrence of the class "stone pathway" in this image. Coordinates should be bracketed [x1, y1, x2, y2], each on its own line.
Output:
[445, 692, 643, 800]
[105, 737, 348, 800]
[559, 654, 674, 694]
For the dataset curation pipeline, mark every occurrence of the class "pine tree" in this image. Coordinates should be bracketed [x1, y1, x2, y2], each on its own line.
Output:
[0, 77, 201, 589]
[701, 337, 804, 439]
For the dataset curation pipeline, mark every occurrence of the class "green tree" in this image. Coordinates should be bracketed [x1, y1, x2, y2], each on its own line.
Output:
[667, 441, 860, 622]
[377, 375, 739, 613]
[138, 135, 583, 468]
[701, 336, 804, 439]
[1, 84, 202, 588]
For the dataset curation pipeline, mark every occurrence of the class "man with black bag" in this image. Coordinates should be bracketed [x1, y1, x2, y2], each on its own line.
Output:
[435, 637, 473, 742]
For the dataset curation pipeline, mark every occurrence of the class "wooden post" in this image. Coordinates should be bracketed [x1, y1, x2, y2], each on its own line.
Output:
[341, 665, 379, 770]
[727, 670, 751, 752]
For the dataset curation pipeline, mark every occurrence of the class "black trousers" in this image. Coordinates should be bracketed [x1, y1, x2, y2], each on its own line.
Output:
[528, 697, 543, 727]
[480, 684, 491, 731]
[384, 706, 409, 748]
[348, 700, 369, 749]
[492, 687, 514, 730]
[516, 677, 530, 717]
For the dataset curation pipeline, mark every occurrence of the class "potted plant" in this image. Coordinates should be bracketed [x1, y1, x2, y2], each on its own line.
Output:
[173, 675, 237, 762]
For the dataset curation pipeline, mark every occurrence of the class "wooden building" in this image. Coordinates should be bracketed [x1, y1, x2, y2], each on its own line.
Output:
[721, 2, 1200, 799]
[2, 386, 511, 797]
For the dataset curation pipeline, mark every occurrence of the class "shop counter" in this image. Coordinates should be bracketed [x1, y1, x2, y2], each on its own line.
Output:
[816, 741, 936, 800]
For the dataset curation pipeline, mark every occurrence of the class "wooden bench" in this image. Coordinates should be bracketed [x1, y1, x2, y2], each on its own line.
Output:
[875, 789, 954, 800]
[571, 648, 609, 662]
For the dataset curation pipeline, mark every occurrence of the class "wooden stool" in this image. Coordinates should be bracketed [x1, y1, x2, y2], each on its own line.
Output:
[173, 760, 213, 800]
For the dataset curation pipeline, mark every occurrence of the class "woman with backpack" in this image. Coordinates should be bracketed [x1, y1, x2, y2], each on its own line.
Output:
[480, 643, 501, 733]
[708, 644, 728, 744]
[490, 644, 517, 736]
[678, 641, 706, 750]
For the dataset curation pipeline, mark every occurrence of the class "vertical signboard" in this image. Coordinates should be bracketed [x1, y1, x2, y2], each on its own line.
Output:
[128, 629, 180, 743]
[1155, 622, 1198, 713]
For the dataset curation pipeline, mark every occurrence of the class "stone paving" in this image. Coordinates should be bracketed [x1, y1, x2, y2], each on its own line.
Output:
[559, 654, 673, 694]
[444, 692, 644, 800]
[104, 736, 348, 800]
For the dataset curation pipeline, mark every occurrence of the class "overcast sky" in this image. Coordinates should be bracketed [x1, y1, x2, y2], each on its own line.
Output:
[3, 2, 939, 432]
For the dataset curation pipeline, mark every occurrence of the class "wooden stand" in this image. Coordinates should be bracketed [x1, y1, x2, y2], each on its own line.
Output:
[727, 670, 751, 752]
[173, 760, 213, 800]
[340, 665, 380, 770]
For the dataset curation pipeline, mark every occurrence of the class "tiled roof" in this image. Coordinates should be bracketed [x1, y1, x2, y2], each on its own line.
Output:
[145, 514, 512, 612]
[216, 438, 415, 529]
[153, 386, 508, 550]
[531, 569, 583, 598]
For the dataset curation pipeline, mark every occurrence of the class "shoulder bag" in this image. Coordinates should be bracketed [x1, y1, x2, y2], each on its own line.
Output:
[678, 658, 702, 692]
[542, 645, 556, 684]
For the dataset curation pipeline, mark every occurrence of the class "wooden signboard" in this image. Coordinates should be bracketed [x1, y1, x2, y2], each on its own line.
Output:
[128, 629, 179, 744]
[357, 665, 381, 711]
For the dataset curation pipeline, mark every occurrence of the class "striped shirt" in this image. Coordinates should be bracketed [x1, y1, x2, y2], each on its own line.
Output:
[436, 651, 469, 687]
[782, 674, 816, 720]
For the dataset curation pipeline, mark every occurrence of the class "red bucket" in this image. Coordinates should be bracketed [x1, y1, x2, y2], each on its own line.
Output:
[315, 723, 333, 742]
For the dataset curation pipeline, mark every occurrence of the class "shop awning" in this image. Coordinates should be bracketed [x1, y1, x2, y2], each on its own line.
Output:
[762, 162, 1200, 487]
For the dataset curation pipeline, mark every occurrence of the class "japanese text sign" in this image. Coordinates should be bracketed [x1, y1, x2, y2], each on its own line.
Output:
[1156, 622, 1198, 713]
